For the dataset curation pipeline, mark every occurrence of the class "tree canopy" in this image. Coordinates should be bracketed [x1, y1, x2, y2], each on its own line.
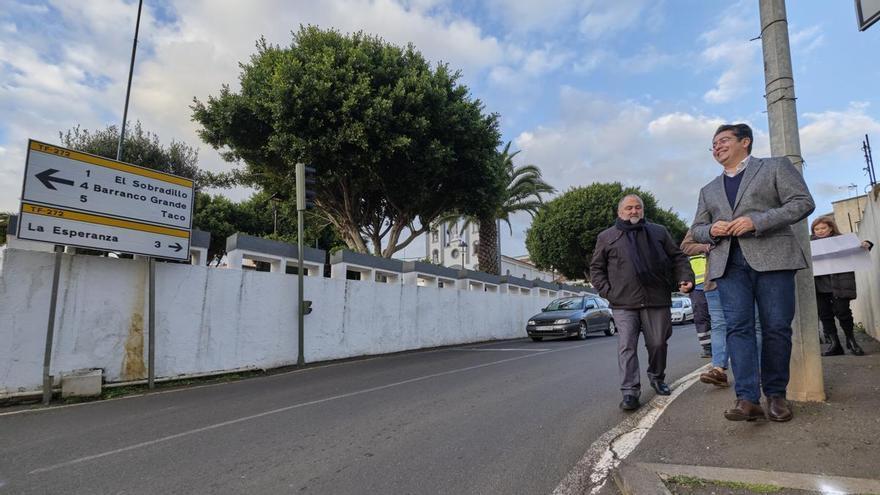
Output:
[59, 122, 228, 189]
[525, 182, 688, 280]
[191, 26, 504, 258]
[193, 192, 344, 264]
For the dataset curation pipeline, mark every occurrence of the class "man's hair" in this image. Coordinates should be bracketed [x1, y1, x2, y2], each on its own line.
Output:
[811, 216, 841, 236]
[617, 194, 644, 211]
[714, 123, 753, 154]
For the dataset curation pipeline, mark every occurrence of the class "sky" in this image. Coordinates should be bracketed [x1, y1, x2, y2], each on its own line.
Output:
[2, 0, 879, 259]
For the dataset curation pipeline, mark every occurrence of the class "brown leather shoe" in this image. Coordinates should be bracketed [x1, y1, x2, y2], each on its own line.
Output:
[723, 399, 765, 421]
[699, 367, 729, 387]
[767, 396, 793, 422]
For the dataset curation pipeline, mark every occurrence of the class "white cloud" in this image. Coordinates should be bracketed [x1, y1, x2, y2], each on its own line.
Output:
[512, 88, 727, 226]
[800, 102, 880, 160]
[790, 25, 824, 55]
[0, 0, 507, 212]
[578, 0, 653, 40]
[700, 2, 761, 104]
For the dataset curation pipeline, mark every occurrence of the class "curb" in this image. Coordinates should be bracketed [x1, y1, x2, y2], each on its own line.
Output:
[613, 462, 880, 495]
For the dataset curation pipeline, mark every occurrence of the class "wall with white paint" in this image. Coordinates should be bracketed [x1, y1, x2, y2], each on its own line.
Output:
[851, 187, 880, 340]
[0, 248, 556, 395]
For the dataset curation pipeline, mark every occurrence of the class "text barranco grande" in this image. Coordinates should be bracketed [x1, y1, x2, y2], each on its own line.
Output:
[90, 184, 188, 210]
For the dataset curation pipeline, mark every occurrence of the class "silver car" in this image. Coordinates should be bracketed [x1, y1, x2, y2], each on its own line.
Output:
[670, 297, 694, 324]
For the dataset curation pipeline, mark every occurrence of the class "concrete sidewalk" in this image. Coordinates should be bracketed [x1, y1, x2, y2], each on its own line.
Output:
[614, 330, 880, 495]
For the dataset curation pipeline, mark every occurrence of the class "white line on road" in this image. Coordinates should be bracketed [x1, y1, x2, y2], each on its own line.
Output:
[28, 341, 595, 476]
[551, 363, 710, 495]
[448, 348, 552, 352]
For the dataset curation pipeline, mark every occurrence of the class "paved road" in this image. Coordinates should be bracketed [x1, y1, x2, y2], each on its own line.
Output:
[0, 324, 704, 494]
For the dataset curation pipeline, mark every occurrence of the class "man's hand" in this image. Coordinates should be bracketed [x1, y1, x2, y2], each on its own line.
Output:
[729, 216, 756, 236]
[679, 281, 694, 294]
[710, 221, 731, 237]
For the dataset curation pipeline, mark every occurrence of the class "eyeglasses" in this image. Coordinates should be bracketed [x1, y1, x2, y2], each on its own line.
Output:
[710, 136, 736, 151]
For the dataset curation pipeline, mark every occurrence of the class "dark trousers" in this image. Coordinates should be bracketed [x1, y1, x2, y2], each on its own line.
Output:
[815, 292, 854, 337]
[689, 289, 711, 346]
[614, 307, 673, 398]
[715, 243, 796, 403]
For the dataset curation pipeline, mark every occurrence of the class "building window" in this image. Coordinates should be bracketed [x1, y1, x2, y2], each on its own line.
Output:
[472, 223, 479, 233]
[432, 249, 439, 263]
[473, 241, 479, 253]
[432, 229, 439, 243]
[451, 249, 459, 259]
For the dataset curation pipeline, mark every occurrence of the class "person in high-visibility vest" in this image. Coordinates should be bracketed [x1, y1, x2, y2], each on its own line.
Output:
[687, 253, 712, 358]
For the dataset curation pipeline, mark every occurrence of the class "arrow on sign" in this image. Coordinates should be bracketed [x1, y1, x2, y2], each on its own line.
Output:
[36, 169, 75, 190]
[169, 242, 183, 252]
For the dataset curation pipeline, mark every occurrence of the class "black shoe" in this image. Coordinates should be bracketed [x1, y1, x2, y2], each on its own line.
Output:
[619, 395, 640, 411]
[845, 337, 865, 356]
[650, 380, 671, 395]
[822, 333, 844, 356]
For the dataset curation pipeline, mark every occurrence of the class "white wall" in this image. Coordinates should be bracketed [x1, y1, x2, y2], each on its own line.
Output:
[851, 187, 880, 340]
[0, 248, 555, 395]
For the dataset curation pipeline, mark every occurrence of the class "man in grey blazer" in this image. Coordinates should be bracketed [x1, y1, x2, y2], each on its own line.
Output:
[692, 123, 814, 422]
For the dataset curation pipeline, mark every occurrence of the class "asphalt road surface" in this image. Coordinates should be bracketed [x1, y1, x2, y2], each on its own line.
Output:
[0, 323, 704, 495]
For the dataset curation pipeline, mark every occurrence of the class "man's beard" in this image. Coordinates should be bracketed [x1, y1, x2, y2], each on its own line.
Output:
[628, 216, 641, 224]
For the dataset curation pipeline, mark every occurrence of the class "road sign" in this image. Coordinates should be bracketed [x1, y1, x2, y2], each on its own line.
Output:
[16, 203, 190, 260]
[857, 0, 880, 31]
[17, 140, 194, 260]
[21, 140, 194, 229]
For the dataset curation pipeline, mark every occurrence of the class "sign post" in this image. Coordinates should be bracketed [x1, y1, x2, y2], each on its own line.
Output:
[18, 140, 195, 401]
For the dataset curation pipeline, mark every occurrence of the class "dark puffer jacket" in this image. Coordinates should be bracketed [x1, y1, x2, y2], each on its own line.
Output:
[589, 222, 694, 309]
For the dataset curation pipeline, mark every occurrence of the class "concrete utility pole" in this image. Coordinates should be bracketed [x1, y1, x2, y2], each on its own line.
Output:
[759, 0, 825, 402]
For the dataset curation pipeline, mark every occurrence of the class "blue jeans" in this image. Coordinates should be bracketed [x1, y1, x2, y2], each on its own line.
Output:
[715, 243, 795, 403]
[705, 289, 762, 371]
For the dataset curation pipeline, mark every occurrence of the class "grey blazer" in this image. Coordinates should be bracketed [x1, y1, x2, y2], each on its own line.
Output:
[692, 156, 815, 281]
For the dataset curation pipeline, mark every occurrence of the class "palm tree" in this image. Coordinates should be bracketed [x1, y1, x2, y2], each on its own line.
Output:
[439, 142, 555, 274]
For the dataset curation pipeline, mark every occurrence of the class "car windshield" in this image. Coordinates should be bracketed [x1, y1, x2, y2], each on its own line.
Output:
[546, 298, 583, 311]
[671, 300, 684, 308]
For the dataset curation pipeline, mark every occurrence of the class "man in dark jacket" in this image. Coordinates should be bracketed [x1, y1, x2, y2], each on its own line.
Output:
[590, 194, 695, 411]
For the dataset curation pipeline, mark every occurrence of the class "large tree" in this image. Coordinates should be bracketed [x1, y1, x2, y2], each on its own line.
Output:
[193, 192, 344, 264]
[440, 142, 555, 274]
[59, 122, 229, 188]
[191, 27, 503, 258]
[525, 182, 688, 280]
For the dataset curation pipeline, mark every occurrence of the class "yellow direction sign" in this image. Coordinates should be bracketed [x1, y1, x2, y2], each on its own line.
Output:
[21, 140, 194, 229]
[18, 140, 194, 260]
[17, 203, 190, 259]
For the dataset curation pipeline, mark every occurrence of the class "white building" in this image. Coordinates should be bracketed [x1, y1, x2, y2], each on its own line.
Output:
[425, 221, 556, 281]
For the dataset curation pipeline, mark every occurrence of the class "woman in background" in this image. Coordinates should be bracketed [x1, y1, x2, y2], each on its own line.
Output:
[811, 216, 873, 356]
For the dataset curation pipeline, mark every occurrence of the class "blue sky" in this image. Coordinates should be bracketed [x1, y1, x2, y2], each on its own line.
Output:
[1, 0, 879, 258]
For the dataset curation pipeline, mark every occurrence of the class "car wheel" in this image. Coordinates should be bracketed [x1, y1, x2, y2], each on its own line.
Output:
[578, 321, 588, 340]
[531, 336, 543, 342]
[604, 319, 617, 336]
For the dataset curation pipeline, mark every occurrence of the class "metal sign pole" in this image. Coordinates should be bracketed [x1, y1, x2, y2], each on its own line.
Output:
[148, 256, 156, 389]
[42, 245, 64, 405]
[297, 208, 305, 367]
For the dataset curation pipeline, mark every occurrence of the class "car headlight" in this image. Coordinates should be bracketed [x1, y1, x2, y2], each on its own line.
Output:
[554, 319, 571, 324]
[528, 320, 536, 326]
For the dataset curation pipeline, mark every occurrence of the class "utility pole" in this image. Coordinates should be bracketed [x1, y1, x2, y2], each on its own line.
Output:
[759, 0, 825, 401]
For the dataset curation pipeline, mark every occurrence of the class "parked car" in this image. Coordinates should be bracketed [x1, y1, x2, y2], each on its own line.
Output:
[670, 296, 694, 324]
[526, 296, 616, 341]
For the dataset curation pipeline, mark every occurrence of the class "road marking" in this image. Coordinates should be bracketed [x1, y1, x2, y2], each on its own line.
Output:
[448, 347, 552, 352]
[28, 342, 594, 475]
[551, 364, 710, 495]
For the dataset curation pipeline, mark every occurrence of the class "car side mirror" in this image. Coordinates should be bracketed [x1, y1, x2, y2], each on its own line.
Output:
[541, 307, 548, 312]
